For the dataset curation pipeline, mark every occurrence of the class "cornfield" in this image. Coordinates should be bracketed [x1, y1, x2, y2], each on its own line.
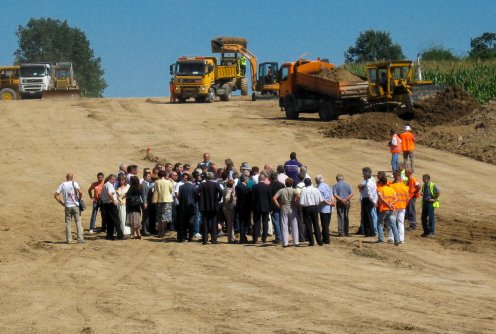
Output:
[343, 60, 496, 104]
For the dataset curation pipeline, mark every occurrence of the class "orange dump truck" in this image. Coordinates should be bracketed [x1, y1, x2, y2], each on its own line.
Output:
[279, 59, 368, 120]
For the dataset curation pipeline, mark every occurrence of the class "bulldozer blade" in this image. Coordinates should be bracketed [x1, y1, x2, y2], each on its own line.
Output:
[410, 84, 446, 103]
[42, 89, 81, 99]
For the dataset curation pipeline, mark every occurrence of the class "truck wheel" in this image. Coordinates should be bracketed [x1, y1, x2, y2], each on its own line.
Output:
[207, 88, 215, 103]
[240, 78, 248, 96]
[0, 88, 17, 100]
[285, 95, 299, 120]
[220, 84, 232, 101]
[319, 101, 339, 121]
[195, 97, 206, 102]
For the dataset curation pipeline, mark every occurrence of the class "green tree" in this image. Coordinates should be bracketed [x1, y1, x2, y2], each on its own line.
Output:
[344, 30, 405, 63]
[15, 17, 107, 97]
[469, 32, 496, 60]
[421, 46, 458, 61]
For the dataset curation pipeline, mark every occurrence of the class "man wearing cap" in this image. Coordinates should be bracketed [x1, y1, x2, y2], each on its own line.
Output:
[400, 125, 416, 172]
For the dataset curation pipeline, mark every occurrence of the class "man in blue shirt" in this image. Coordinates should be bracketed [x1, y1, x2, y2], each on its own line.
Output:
[333, 174, 353, 237]
[284, 152, 302, 185]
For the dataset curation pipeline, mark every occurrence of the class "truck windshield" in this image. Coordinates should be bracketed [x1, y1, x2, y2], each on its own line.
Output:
[177, 62, 205, 76]
[20, 67, 47, 77]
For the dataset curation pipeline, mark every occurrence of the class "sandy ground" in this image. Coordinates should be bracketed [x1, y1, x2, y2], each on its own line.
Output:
[0, 96, 495, 333]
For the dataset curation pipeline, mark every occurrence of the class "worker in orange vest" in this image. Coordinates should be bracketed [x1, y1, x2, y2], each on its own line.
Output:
[388, 129, 402, 173]
[405, 168, 421, 231]
[400, 125, 416, 172]
[376, 171, 400, 245]
[389, 171, 409, 243]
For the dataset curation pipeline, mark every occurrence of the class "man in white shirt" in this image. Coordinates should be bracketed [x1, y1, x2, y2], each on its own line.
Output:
[299, 178, 324, 246]
[358, 167, 378, 237]
[54, 173, 84, 244]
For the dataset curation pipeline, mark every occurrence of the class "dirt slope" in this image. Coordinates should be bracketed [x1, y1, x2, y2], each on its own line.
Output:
[0, 97, 495, 333]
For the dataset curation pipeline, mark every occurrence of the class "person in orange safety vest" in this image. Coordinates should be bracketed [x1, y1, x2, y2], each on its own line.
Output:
[388, 171, 409, 243]
[400, 125, 415, 172]
[376, 171, 400, 245]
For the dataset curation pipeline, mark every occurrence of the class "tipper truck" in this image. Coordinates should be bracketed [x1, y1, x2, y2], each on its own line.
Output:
[279, 59, 368, 120]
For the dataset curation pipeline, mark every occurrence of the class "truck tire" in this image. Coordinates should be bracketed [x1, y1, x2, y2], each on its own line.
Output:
[285, 95, 299, 120]
[319, 101, 339, 121]
[207, 88, 215, 103]
[220, 84, 232, 101]
[195, 97, 206, 103]
[0, 88, 17, 100]
[240, 78, 248, 96]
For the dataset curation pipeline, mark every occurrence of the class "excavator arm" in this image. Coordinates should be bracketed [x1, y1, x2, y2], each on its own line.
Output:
[211, 37, 257, 92]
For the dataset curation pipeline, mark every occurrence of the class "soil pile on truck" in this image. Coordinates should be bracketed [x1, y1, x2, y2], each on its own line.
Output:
[314, 68, 363, 82]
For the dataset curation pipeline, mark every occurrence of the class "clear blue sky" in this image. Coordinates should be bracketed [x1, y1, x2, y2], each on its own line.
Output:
[1, 0, 494, 97]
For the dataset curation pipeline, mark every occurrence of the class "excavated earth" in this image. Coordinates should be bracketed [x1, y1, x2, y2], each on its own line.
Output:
[314, 68, 364, 82]
[323, 87, 496, 164]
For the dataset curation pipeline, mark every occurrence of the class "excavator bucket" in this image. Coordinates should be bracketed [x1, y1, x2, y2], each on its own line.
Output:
[211, 36, 248, 53]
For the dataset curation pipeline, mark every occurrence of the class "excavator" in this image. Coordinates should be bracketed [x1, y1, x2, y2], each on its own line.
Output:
[211, 36, 279, 100]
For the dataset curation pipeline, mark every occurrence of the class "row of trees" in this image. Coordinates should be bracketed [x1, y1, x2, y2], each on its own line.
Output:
[345, 30, 496, 62]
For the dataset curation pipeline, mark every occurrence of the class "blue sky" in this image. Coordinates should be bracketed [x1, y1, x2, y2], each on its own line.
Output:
[1, 0, 494, 98]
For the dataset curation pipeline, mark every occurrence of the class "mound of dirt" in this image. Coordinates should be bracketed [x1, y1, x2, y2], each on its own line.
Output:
[413, 86, 480, 126]
[322, 86, 494, 163]
[419, 100, 496, 164]
[314, 68, 363, 82]
[323, 112, 404, 141]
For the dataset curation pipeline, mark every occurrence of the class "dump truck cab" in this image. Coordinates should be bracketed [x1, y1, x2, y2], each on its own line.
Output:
[170, 56, 217, 103]
[0, 66, 20, 100]
[19, 63, 54, 98]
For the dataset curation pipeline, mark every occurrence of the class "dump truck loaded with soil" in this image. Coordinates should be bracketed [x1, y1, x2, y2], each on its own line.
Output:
[279, 59, 443, 121]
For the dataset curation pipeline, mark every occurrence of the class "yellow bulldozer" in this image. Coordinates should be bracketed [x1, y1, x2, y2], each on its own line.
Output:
[43, 62, 81, 98]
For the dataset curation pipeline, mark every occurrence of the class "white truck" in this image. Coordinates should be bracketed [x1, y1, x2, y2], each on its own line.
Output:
[19, 63, 54, 98]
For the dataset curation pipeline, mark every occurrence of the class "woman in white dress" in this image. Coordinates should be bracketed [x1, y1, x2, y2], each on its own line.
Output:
[116, 175, 130, 235]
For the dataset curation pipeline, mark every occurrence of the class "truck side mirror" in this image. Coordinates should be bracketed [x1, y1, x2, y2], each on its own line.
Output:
[169, 64, 175, 75]
[208, 64, 214, 73]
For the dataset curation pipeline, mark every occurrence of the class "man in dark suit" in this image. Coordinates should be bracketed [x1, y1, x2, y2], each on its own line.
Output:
[197, 172, 223, 245]
[177, 173, 197, 242]
[235, 174, 252, 244]
[251, 173, 272, 244]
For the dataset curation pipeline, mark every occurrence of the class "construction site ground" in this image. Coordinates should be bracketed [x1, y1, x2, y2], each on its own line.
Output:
[0, 95, 495, 333]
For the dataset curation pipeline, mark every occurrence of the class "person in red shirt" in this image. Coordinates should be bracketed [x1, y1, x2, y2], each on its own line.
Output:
[400, 125, 416, 172]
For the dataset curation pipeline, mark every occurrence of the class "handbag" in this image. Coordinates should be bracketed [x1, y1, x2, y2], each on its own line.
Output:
[129, 195, 143, 207]
[73, 181, 86, 212]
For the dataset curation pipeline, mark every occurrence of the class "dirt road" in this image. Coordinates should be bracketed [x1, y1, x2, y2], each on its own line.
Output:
[0, 97, 495, 333]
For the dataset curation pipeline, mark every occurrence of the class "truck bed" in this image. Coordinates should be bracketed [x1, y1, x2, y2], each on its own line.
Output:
[296, 71, 368, 99]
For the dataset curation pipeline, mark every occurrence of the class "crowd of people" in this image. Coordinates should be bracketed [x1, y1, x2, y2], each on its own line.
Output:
[55, 129, 440, 246]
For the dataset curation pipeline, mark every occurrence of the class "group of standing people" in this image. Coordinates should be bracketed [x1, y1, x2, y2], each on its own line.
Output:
[55, 146, 439, 246]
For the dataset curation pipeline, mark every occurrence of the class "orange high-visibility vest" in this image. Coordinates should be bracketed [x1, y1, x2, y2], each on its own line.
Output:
[390, 182, 409, 210]
[378, 185, 396, 213]
[400, 131, 415, 151]
[406, 176, 420, 199]
[390, 134, 402, 153]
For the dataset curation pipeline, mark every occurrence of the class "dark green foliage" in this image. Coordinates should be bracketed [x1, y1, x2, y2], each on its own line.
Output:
[421, 46, 458, 61]
[344, 30, 405, 63]
[469, 32, 496, 60]
[15, 18, 107, 97]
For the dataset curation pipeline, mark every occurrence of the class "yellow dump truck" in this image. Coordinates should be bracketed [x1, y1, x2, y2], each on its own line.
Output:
[0, 66, 20, 100]
[170, 56, 239, 103]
